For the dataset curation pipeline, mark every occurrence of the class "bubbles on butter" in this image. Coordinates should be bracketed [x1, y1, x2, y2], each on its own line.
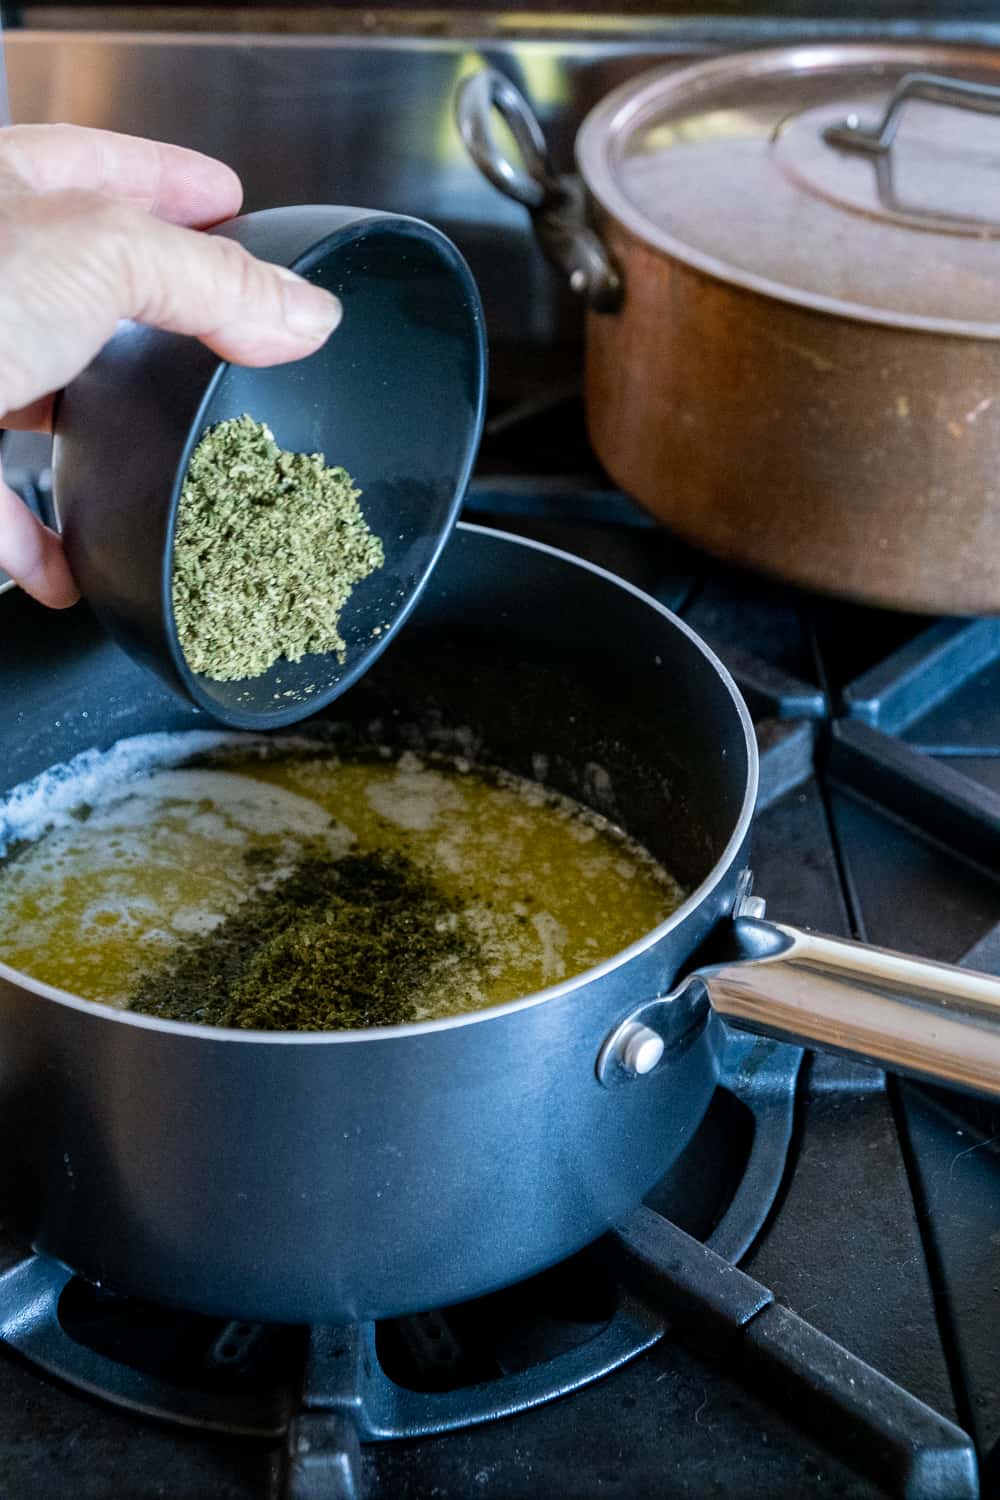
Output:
[0, 732, 340, 856]
[86, 769, 345, 844]
[0, 732, 237, 857]
[0, 733, 352, 1006]
[364, 750, 464, 832]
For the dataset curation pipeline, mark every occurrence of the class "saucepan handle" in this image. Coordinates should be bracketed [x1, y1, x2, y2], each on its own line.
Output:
[455, 68, 621, 311]
[598, 915, 1000, 1096]
[704, 916, 1000, 1097]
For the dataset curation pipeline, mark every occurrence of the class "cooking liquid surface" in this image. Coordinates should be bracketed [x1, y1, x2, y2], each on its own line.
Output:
[0, 737, 683, 1024]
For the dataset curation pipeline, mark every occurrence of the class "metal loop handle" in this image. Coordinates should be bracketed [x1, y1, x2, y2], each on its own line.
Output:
[455, 68, 622, 313]
[824, 71, 1000, 155]
[455, 69, 561, 211]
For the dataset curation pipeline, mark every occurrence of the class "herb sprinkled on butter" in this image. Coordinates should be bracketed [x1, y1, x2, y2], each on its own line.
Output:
[128, 845, 479, 1031]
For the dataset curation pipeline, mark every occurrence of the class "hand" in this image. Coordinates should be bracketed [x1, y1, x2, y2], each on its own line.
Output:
[0, 125, 343, 609]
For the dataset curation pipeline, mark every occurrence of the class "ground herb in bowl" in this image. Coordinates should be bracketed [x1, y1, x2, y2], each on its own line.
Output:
[171, 415, 384, 682]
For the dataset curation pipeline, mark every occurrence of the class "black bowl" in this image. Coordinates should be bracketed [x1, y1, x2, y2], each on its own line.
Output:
[51, 206, 487, 730]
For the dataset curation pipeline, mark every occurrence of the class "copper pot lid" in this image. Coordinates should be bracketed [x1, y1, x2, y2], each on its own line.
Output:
[576, 44, 1000, 337]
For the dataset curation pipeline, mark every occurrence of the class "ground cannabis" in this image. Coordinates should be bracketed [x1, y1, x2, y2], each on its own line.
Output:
[128, 845, 480, 1031]
[171, 415, 384, 682]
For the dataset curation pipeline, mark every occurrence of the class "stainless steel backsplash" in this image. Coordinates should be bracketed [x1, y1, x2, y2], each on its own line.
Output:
[6, 23, 1000, 355]
[5, 31, 681, 353]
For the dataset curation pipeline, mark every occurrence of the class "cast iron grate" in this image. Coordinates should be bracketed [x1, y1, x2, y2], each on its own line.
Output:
[827, 619, 1000, 1500]
[466, 451, 1000, 1500]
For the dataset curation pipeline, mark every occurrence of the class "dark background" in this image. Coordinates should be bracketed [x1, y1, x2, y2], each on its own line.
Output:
[6, 1, 1000, 33]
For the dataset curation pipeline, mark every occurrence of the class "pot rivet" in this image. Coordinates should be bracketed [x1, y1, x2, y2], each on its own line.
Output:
[620, 1023, 665, 1076]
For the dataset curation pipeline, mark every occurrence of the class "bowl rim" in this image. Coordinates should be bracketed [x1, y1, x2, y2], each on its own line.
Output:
[162, 211, 488, 731]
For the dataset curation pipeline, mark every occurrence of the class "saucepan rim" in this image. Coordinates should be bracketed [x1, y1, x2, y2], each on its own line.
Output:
[0, 524, 758, 1043]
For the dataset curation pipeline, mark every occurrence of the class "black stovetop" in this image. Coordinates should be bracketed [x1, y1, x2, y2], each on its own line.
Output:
[1, 394, 999, 1499]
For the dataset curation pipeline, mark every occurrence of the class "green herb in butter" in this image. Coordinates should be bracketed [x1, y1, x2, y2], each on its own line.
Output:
[128, 845, 479, 1031]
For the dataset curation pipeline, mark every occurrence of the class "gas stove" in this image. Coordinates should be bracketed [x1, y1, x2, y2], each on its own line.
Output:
[1, 383, 998, 1500]
[2, 21, 1000, 1500]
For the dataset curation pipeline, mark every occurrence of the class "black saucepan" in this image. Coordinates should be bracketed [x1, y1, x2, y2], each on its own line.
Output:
[0, 524, 998, 1326]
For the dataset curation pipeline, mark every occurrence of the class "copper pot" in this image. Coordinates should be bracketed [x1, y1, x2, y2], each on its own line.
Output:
[458, 46, 1000, 614]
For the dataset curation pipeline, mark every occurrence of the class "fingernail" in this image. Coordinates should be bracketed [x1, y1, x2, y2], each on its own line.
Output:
[277, 269, 342, 338]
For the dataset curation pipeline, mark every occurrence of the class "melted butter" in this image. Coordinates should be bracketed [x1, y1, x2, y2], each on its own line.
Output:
[0, 739, 685, 1022]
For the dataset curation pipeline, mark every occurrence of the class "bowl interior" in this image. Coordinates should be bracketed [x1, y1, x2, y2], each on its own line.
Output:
[165, 222, 485, 728]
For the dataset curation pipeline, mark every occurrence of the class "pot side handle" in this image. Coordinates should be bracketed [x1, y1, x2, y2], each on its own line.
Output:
[454, 68, 621, 312]
[704, 916, 1000, 1098]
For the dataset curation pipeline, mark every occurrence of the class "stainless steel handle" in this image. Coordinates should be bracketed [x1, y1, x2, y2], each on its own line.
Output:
[705, 916, 1000, 1097]
[824, 71, 1000, 154]
[454, 68, 560, 210]
[455, 68, 621, 312]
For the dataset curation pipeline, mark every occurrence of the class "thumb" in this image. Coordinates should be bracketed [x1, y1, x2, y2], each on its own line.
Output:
[125, 210, 344, 365]
[0, 191, 343, 421]
[0, 465, 79, 608]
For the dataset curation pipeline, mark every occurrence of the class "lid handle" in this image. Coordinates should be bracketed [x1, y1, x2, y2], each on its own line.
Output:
[455, 69, 621, 312]
[824, 71, 1000, 155]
